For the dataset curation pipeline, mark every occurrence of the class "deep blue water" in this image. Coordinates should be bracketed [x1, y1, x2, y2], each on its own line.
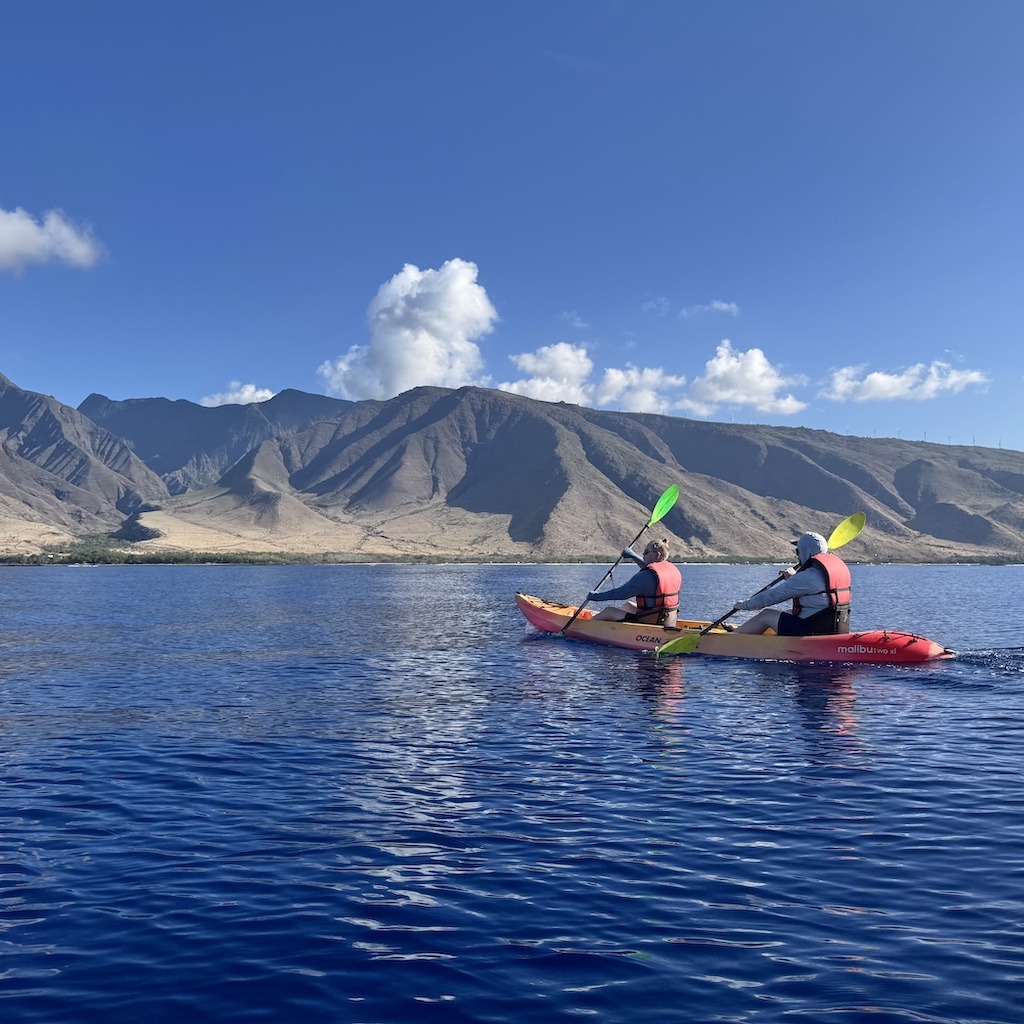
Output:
[1, 563, 1022, 1024]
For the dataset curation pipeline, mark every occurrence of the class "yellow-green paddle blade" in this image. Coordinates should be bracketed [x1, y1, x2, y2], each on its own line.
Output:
[827, 512, 866, 551]
[648, 484, 679, 527]
[656, 633, 703, 656]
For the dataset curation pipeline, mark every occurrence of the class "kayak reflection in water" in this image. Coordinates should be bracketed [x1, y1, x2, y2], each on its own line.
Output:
[587, 538, 681, 628]
[734, 531, 852, 636]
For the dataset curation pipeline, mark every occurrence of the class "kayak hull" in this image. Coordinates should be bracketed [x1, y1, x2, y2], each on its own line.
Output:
[515, 593, 955, 663]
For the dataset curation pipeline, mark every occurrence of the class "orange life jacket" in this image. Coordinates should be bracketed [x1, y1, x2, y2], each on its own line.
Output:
[636, 561, 682, 617]
[792, 553, 851, 631]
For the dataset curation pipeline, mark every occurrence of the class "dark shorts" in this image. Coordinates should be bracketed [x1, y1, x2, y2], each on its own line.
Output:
[776, 608, 839, 637]
[624, 611, 667, 626]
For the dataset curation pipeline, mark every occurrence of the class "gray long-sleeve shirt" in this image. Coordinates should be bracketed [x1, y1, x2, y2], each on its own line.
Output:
[735, 564, 831, 617]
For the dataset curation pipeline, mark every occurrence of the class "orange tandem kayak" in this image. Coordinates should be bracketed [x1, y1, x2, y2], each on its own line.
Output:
[516, 593, 955, 663]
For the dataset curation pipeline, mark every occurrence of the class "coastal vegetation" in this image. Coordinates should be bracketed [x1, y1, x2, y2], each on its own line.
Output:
[0, 534, 1014, 567]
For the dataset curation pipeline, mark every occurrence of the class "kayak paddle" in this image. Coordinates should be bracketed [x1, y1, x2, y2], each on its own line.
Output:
[826, 511, 865, 551]
[560, 484, 679, 635]
[655, 511, 866, 657]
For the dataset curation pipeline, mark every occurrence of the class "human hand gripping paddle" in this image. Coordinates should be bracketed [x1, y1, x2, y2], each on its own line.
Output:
[655, 512, 866, 657]
[560, 484, 680, 635]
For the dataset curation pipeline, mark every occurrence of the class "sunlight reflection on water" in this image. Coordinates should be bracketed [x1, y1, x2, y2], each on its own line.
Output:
[0, 564, 1022, 1023]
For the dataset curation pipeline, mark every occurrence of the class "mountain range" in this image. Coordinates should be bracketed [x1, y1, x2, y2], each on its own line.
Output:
[2, 370, 1024, 561]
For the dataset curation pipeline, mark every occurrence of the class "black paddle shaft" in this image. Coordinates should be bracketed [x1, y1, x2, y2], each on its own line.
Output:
[560, 521, 652, 634]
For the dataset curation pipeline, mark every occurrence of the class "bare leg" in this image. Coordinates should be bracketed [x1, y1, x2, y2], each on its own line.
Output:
[593, 601, 637, 622]
[736, 609, 783, 635]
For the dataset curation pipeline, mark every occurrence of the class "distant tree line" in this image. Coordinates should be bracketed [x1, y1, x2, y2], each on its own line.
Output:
[0, 533, 1015, 566]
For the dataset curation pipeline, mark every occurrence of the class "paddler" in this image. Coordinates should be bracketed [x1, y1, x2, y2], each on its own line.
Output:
[587, 538, 681, 627]
[733, 531, 851, 635]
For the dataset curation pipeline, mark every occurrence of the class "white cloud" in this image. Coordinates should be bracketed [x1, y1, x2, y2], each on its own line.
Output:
[641, 296, 672, 317]
[499, 344, 687, 413]
[200, 381, 276, 407]
[497, 342, 987, 422]
[0, 206, 102, 272]
[499, 342, 594, 405]
[313, 263, 811, 421]
[821, 361, 989, 402]
[318, 258, 498, 400]
[679, 299, 740, 319]
[560, 310, 589, 329]
[595, 365, 688, 414]
[678, 340, 806, 417]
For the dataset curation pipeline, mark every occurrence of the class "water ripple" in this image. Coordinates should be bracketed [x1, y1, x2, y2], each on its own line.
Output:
[1, 565, 1022, 1022]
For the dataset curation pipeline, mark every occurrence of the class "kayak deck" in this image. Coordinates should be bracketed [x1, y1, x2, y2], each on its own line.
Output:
[515, 593, 955, 664]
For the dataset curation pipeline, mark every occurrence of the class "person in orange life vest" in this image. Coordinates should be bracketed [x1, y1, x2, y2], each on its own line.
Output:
[587, 538, 681, 627]
[733, 531, 851, 636]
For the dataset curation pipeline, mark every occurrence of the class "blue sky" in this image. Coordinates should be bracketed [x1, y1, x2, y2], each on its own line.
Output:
[2, 1, 1022, 449]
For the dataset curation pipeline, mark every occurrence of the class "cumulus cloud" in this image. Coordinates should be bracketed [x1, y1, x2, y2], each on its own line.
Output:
[326, 262, 997, 424]
[821, 361, 989, 402]
[678, 340, 806, 417]
[499, 344, 687, 413]
[680, 299, 740, 319]
[499, 338, 799, 417]
[595, 365, 688, 414]
[0, 206, 102, 272]
[499, 343, 595, 405]
[318, 259, 498, 400]
[200, 381, 276, 407]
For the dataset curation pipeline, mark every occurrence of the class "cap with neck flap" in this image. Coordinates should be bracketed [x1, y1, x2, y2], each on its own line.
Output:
[792, 531, 828, 564]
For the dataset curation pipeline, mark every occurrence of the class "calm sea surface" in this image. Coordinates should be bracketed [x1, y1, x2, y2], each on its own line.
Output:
[1, 563, 1022, 1023]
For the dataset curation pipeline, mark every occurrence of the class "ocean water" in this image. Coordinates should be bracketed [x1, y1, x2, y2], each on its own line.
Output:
[0, 562, 1022, 1024]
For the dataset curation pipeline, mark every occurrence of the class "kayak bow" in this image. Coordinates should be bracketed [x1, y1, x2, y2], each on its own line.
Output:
[516, 593, 955, 664]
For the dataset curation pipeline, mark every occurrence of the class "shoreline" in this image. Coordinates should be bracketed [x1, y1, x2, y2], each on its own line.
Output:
[2, 553, 1021, 568]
